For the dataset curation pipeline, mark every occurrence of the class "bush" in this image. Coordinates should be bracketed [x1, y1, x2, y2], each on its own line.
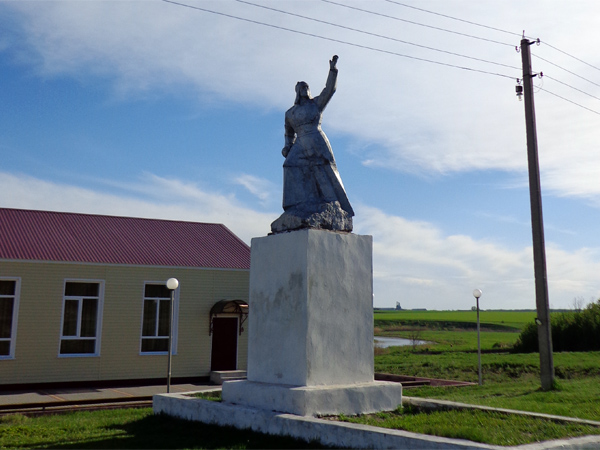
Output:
[513, 299, 600, 353]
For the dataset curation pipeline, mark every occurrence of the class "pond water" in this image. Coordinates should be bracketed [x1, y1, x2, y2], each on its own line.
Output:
[374, 336, 429, 348]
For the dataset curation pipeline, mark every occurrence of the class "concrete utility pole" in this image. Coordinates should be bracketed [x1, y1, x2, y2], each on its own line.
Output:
[520, 38, 555, 391]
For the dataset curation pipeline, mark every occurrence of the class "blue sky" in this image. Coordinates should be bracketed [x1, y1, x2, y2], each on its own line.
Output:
[2, 0, 600, 310]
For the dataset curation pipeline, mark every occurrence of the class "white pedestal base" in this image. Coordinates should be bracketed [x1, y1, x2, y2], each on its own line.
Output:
[222, 379, 403, 417]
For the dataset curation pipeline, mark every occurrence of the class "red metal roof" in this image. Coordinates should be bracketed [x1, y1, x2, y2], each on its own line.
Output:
[0, 208, 250, 269]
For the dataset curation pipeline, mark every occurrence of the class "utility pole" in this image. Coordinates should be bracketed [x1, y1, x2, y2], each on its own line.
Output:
[520, 38, 555, 391]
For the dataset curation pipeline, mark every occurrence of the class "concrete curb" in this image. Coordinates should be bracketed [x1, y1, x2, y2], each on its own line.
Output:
[153, 392, 600, 449]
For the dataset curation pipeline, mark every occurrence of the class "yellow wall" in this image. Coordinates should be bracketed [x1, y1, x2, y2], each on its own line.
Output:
[0, 260, 249, 385]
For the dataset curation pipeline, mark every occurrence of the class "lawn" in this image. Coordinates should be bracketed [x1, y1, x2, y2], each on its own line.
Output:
[374, 310, 600, 423]
[408, 377, 600, 421]
[339, 404, 600, 446]
[3, 310, 599, 449]
[0, 408, 326, 449]
[368, 310, 600, 447]
[374, 309, 539, 331]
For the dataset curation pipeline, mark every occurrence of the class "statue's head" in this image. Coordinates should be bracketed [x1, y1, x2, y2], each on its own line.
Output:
[294, 81, 311, 104]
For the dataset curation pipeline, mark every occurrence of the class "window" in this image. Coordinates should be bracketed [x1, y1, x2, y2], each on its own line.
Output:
[60, 281, 103, 356]
[141, 283, 178, 354]
[0, 278, 20, 359]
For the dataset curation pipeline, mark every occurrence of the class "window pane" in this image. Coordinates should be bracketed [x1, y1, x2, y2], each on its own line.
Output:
[62, 300, 79, 336]
[60, 339, 95, 354]
[0, 341, 9, 356]
[142, 300, 157, 337]
[65, 282, 98, 297]
[0, 280, 15, 296]
[141, 338, 168, 352]
[0, 299, 13, 339]
[144, 284, 171, 298]
[80, 299, 98, 337]
[158, 300, 171, 337]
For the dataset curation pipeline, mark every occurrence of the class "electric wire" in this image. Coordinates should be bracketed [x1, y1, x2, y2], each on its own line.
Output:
[538, 87, 600, 116]
[533, 53, 600, 89]
[235, 0, 519, 71]
[160, 0, 517, 80]
[543, 75, 600, 102]
[320, 0, 515, 47]
[383, 0, 522, 38]
[378, 1, 600, 82]
[382, 1, 600, 75]
[162, 0, 600, 117]
[542, 41, 600, 73]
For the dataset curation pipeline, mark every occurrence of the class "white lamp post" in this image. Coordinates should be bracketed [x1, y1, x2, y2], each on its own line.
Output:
[473, 289, 483, 385]
[166, 277, 179, 393]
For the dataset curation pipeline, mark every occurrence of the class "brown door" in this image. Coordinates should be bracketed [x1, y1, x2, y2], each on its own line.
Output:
[210, 317, 238, 371]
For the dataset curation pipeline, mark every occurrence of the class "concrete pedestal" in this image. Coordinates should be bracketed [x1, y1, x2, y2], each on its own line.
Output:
[223, 380, 403, 417]
[222, 229, 402, 416]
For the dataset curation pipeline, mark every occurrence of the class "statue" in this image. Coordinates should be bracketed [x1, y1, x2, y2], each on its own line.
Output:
[271, 55, 354, 234]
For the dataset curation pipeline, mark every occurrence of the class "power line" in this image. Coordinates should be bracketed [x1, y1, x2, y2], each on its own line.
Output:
[161, 0, 517, 80]
[320, 0, 515, 47]
[541, 41, 600, 73]
[538, 87, 600, 116]
[383, 0, 521, 38]
[543, 75, 600, 102]
[163, 0, 600, 117]
[533, 53, 600, 89]
[235, 0, 519, 71]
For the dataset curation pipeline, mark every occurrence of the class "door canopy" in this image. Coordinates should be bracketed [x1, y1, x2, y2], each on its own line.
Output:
[209, 299, 248, 336]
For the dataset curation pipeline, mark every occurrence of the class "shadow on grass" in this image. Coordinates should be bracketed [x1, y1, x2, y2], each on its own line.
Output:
[48, 413, 329, 450]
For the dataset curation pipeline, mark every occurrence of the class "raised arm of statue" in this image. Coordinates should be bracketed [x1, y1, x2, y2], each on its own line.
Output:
[314, 55, 338, 112]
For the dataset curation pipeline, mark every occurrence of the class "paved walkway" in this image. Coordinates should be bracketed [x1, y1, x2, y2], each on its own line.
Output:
[0, 382, 217, 408]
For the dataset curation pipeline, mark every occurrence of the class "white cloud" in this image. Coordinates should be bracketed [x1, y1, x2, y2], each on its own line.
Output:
[3, 2, 600, 311]
[233, 173, 276, 205]
[5, 0, 600, 203]
[354, 204, 600, 310]
[0, 171, 273, 243]
[2, 172, 599, 309]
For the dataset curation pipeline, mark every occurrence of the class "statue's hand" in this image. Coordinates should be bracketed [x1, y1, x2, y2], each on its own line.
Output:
[330, 55, 338, 71]
[282, 146, 290, 157]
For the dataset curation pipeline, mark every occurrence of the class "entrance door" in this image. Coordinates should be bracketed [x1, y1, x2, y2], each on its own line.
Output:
[210, 317, 238, 371]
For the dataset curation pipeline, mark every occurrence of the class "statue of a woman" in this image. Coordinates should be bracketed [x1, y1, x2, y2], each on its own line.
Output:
[271, 55, 354, 234]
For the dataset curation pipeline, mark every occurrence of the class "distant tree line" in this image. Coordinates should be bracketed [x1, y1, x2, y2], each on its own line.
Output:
[513, 299, 600, 352]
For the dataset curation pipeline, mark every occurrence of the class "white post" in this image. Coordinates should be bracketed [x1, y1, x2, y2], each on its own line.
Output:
[473, 289, 482, 385]
[166, 278, 179, 393]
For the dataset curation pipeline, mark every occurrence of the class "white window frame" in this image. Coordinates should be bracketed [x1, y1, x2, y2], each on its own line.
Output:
[0, 277, 21, 360]
[59, 279, 104, 358]
[140, 281, 179, 355]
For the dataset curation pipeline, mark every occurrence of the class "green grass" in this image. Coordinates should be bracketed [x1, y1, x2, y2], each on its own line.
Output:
[339, 404, 600, 446]
[189, 391, 222, 401]
[408, 378, 600, 421]
[374, 309, 539, 331]
[372, 313, 600, 444]
[0, 408, 326, 449]
[376, 327, 600, 381]
[377, 329, 520, 351]
[3, 310, 598, 449]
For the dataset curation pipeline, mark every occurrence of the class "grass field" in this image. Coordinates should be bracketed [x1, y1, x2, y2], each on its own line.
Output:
[2, 309, 598, 449]
[374, 308, 600, 424]
[0, 408, 325, 449]
[340, 403, 600, 446]
[374, 309, 538, 331]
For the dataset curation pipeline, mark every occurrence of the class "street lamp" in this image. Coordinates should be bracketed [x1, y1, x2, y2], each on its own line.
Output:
[166, 277, 179, 393]
[473, 289, 483, 386]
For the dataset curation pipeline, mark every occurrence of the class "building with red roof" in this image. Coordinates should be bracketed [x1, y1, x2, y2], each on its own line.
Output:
[0, 208, 250, 387]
